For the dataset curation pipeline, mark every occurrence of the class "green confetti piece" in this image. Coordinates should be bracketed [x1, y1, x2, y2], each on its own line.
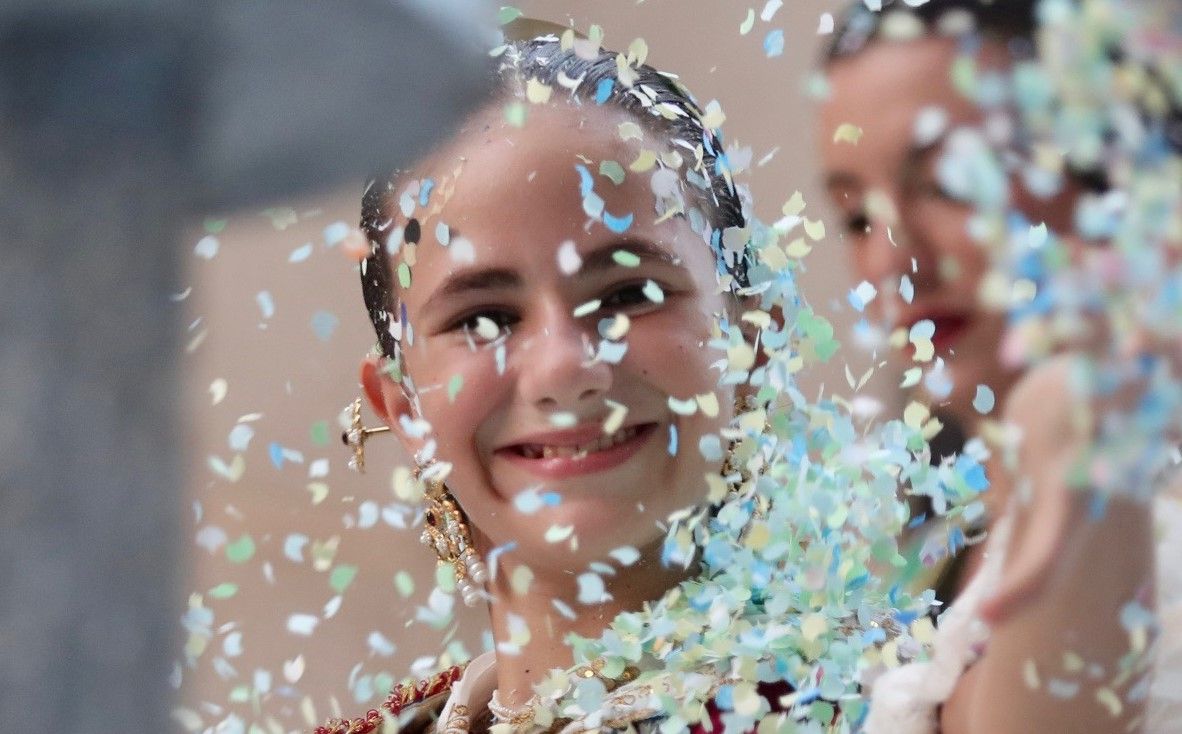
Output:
[394, 571, 414, 598]
[497, 5, 522, 24]
[309, 420, 330, 446]
[203, 217, 227, 234]
[397, 261, 411, 288]
[208, 582, 239, 599]
[225, 534, 256, 564]
[612, 250, 641, 267]
[599, 160, 625, 185]
[447, 374, 464, 403]
[329, 564, 359, 594]
[739, 8, 755, 35]
[504, 101, 527, 128]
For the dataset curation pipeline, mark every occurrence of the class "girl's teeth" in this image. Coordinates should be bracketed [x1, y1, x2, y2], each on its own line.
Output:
[520, 426, 642, 459]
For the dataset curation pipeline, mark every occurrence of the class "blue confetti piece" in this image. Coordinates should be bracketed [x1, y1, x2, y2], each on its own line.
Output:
[667, 424, 678, 455]
[311, 310, 340, 342]
[575, 164, 594, 197]
[972, 384, 996, 414]
[541, 492, 562, 507]
[594, 78, 613, 104]
[603, 211, 634, 233]
[323, 221, 349, 247]
[419, 178, 434, 207]
[268, 442, 285, 469]
[763, 29, 785, 58]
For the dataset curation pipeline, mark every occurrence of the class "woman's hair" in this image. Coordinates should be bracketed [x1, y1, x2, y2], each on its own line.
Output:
[825, 0, 1039, 63]
[359, 35, 749, 361]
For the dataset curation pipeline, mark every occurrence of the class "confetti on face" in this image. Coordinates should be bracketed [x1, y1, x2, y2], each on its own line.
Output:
[832, 123, 864, 145]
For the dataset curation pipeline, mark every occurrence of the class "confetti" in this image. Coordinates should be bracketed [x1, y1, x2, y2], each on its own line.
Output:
[193, 235, 219, 260]
[739, 8, 755, 35]
[557, 240, 582, 274]
[832, 123, 864, 145]
[288, 242, 313, 263]
[972, 385, 996, 414]
[763, 29, 784, 58]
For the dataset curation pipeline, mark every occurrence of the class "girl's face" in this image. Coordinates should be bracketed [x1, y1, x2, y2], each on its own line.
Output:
[364, 103, 736, 573]
[819, 38, 1073, 424]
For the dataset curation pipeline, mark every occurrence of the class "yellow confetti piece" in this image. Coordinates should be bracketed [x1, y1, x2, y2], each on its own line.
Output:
[903, 401, 930, 429]
[603, 399, 628, 434]
[392, 465, 423, 502]
[510, 565, 534, 595]
[910, 617, 936, 645]
[525, 78, 553, 104]
[727, 341, 756, 371]
[800, 613, 828, 641]
[1023, 659, 1041, 689]
[618, 121, 643, 141]
[307, 482, 329, 505]
[803, 218, 826, 241]
[627, 37, 648, 66]
[702, 100, 727, 129]
[1095, 687, 1122, 717]
[832, 123, 864, 144]
[782, 190, 806, 216]
[629, 149, 658, 172]
[784, 237, 812, 258]
[696, 392, 720, 418]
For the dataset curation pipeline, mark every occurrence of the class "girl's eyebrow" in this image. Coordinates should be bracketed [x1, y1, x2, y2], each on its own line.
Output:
[579, 238, 682, 272]
[422, 268, 520, 314]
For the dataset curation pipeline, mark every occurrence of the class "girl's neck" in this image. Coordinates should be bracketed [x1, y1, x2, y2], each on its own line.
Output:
[485, 540, 694, 708]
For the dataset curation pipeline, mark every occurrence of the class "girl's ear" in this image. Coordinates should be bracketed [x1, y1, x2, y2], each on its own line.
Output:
[359, 354, 415, 439]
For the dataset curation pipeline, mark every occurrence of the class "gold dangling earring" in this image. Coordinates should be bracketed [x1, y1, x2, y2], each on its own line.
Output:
[341, 398, 391, 473]
[415, 460, 489, 607]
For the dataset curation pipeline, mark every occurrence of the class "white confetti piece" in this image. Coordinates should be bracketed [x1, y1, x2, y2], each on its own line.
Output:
[193, 236, 219, 259]
[283, 655, 305, 684]
[208, 378, 228, 405]
[557, 240, 581, 274]
[286, 614, 319, 636]
[817, 12, 834, 34]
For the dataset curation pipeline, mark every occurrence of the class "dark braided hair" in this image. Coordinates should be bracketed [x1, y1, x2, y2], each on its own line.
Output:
[359, 35, 749, 363]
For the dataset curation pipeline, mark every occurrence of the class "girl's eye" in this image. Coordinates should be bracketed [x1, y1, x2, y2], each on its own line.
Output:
[451, 309, 517, 341]
[844, 211, 872, 239]
[599, 282, 654, 311]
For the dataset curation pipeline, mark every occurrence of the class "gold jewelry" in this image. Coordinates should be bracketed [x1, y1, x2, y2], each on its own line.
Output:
[416, 461, 489, 607]
[341, 398, 390, 473]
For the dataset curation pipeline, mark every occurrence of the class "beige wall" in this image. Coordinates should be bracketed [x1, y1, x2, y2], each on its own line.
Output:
[178, 2, 860, 731]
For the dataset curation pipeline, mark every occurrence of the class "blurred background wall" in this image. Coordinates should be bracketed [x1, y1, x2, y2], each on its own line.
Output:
[177, 2, 871, 731]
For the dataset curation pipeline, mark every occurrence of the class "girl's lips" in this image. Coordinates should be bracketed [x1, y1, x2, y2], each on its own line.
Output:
[929, 314, 971, 353]
[494, 422, 659, 479]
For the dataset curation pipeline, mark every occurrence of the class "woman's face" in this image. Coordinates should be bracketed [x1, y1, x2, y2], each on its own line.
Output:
[819, 37, 1038, 423]
[365, 103, 735, 574]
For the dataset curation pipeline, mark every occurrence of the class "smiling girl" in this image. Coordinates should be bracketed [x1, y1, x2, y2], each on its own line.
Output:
[317, 20, 1167, 734]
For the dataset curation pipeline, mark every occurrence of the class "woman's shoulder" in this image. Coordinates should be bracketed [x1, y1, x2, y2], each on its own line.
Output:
[314, 665, 466, 734]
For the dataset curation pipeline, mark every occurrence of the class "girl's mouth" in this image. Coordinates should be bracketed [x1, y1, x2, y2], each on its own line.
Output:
[496, 422, 659, 479]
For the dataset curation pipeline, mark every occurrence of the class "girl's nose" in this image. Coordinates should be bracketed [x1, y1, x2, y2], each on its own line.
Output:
[515, 311, 612, 412]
